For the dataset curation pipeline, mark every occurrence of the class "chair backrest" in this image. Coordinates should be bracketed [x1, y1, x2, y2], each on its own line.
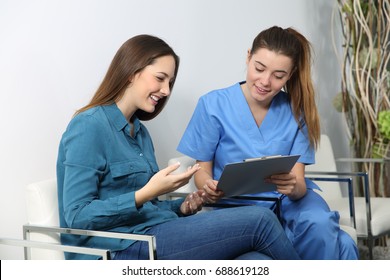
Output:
[306, 134, 343, 200]
[24, 178, 64, 260]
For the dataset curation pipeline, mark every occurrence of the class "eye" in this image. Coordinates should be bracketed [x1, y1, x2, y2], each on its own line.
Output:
[156, 76, 164, 82]
[255, 68, 264, 72]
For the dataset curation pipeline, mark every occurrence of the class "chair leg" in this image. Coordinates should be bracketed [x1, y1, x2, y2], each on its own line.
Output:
[367, 236, 374, 260]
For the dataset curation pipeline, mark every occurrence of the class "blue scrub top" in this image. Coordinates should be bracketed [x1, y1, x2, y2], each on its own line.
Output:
[178, 82, 316, 182]
[57, 103, 183, 259]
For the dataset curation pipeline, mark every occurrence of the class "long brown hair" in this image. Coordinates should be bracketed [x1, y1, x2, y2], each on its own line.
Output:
[76, 34, 180, 121]
[250, 26, 320, 149]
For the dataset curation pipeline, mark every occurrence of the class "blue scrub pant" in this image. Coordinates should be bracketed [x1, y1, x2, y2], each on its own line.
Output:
[281, 189, 359, 260]
[113, 206, 300, 260]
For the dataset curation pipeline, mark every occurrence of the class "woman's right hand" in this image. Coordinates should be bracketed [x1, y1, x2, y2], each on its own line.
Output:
[135, 162, 201, 206]
[154, 162, 201, 194]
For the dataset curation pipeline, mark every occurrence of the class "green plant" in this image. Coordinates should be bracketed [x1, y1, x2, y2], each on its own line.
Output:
[333, 0, 390, 196]
[378, 110, 390, 140]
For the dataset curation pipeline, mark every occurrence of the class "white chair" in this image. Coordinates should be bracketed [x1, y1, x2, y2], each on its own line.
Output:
[1, 178, 156, 260]
[306, 134, 390, 259]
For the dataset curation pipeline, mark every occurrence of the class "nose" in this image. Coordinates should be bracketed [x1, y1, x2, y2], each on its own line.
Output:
[160, 82, 171, 96]
[260, 73, 271, 86]
[257, 71, 272, 86]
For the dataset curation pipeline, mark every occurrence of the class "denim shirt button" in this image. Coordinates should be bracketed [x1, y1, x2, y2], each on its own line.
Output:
[139, 153, 143, 157]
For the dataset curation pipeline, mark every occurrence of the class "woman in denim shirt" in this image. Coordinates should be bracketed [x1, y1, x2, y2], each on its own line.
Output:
[57, 34, 299, 260]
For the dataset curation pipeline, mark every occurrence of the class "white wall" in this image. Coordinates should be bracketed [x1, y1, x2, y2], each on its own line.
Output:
[0, 0, 347, 259]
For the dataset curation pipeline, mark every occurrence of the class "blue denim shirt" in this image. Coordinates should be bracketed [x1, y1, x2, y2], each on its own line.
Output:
[57, 104, 183, 259]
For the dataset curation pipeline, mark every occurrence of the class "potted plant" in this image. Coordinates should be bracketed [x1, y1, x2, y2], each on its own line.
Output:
[333, 0, 390, 197]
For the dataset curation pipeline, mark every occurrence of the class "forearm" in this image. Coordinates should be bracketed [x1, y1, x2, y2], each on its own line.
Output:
[194, 161, 214, 190]
[65, 191, 138, 230]
[194, 168, 212, 190]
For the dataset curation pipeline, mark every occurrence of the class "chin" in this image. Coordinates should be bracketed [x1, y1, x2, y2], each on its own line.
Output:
[144, 106, 156, 113]
[252, 92, 267, 101]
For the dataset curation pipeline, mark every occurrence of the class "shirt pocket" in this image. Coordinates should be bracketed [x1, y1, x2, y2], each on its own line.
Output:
[110, 160, 154, 190]
[268, 140, 293, 155]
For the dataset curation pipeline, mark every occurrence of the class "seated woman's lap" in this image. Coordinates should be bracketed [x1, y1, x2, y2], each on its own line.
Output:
[114, 206, 295, 260]
[281, 189, 337, 234]
[281, 189, 330, 214]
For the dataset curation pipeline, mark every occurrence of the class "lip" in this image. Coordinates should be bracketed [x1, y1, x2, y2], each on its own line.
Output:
[150, 94, 160, 105]
[255, 85, 270, 95]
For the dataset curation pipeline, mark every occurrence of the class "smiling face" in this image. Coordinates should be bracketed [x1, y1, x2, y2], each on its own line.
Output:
[118, 55, 176, 120]
[244, 48, 294, 107]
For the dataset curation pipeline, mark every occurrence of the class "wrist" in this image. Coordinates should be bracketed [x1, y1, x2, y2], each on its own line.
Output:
[288, 184, 307, 200]
[135, 184, 156, 207]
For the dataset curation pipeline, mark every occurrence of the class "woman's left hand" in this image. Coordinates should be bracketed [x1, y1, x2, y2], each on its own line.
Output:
[180, 190, 205, 215]
[265, 172, 297, 196]
[265, 165, 307, 200]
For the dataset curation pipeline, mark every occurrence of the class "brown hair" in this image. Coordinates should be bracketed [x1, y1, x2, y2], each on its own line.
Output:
[76, 34, 180, 121]
[250, 26, 320, 149]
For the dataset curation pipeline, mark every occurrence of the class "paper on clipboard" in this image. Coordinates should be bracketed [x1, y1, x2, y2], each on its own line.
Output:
[217, 155, 300, 197]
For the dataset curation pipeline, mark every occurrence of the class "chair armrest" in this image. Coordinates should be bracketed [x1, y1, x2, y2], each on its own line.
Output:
[336, 157, 390, 163]
[0, 237, 112, 260]
[305, 170, 370, 231]
[305, 175, 356, 229]
[23, 224, 156, 260]
[324, 162, 379, 239]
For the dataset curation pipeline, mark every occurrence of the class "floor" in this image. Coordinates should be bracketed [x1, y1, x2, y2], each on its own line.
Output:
[358, 237, 390, 260]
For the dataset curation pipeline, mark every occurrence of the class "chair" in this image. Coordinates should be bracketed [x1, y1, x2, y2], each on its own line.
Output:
[0, 178, 156, 260]
[306, 134, 390, 259]
[167, 154, 358, 244]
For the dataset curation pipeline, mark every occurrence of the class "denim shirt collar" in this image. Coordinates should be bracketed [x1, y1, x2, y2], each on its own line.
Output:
[102, 103, 141, 135]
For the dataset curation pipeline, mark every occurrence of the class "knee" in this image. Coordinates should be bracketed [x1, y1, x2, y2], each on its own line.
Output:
[339, 230, 356, 246]
[249, 206, 281, 227]
[238, 206, 278, 224]
[296, 210, 339, 235]
[339, 230, 359, 260]
[252, 206, 276, 218]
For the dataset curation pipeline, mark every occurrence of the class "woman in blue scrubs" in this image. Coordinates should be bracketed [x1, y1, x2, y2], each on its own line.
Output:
[177, 26, 359, 260]
[57, 34, 300, 260]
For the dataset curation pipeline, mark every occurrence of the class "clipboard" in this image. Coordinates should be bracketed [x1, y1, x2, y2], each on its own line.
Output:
[217, 155, 300, 197]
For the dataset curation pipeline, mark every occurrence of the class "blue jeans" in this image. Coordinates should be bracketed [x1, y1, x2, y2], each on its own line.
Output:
[114, 206, 300, 260]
